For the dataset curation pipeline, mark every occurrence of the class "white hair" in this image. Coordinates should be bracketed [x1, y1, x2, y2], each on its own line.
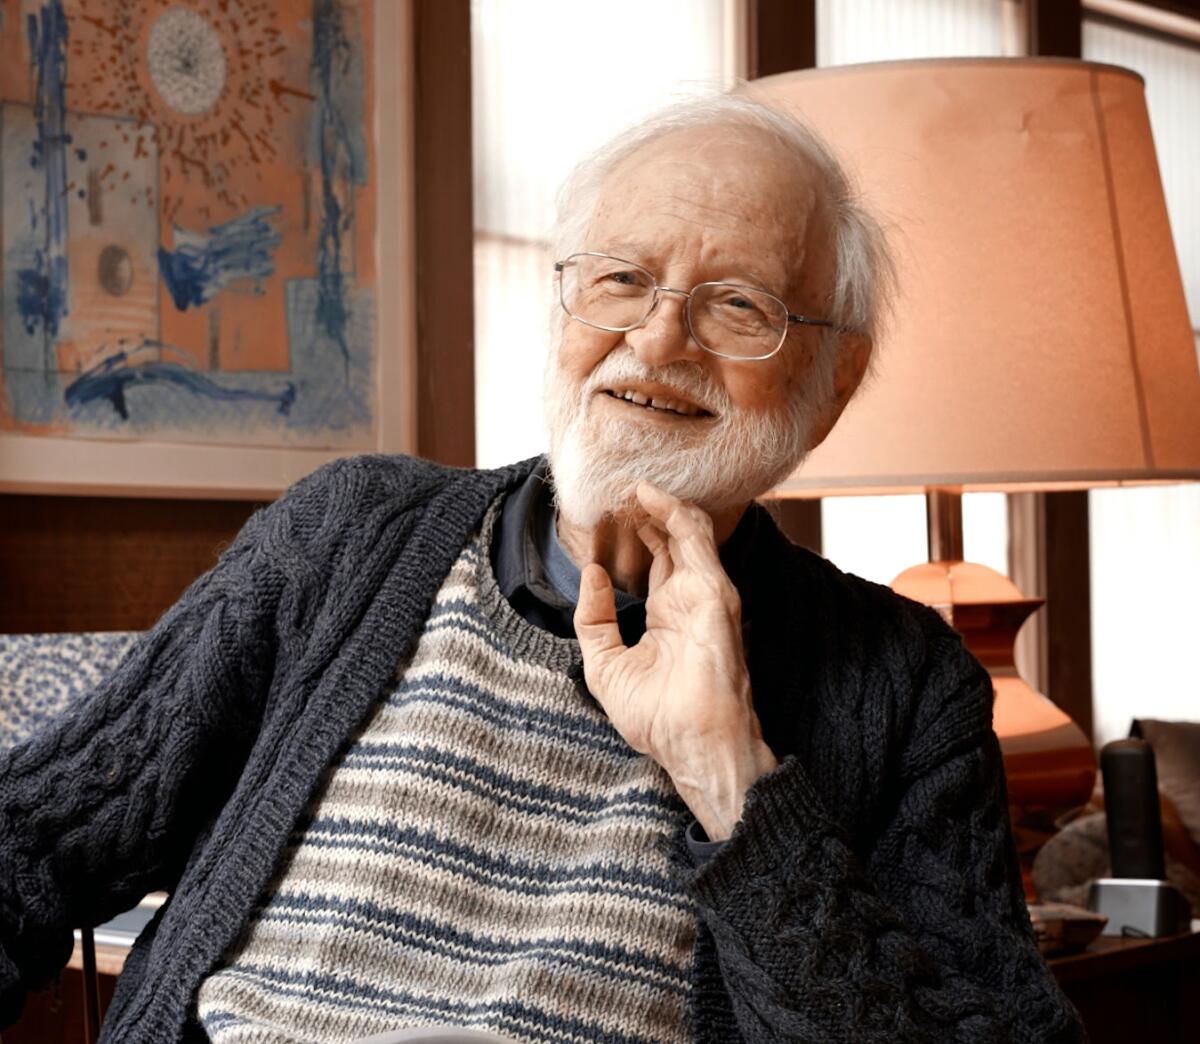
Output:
[550, 92, 897, 378]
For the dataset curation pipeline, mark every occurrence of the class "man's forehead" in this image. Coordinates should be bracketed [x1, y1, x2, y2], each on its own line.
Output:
[590, 129, 826, 294]
[612, 137, 808, 201]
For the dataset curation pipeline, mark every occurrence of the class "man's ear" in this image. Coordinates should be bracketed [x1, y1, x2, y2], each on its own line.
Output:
[805, 332, 872, 451]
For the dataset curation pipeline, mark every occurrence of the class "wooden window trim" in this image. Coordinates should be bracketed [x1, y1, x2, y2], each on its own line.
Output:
[744, 1, 823, 552]
[412, 0, 476, 467]
[746, 0, 817, 79]
[1083, 2, 1200, 51]
[1028, 0, 1084, 55]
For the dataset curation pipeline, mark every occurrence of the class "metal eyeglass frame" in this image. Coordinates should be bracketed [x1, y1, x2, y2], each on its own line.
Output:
[554, 251, 841, 362]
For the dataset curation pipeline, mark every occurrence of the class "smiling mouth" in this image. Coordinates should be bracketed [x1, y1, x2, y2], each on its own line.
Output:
[601, 388, 714, 418]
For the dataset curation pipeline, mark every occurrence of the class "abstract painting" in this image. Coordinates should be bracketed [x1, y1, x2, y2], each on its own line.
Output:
[0, 0, 377, 455]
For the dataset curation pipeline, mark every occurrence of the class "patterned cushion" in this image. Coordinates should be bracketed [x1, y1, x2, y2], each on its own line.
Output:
[1133, 719, 1200, 846]
[0, 632, 140, 749]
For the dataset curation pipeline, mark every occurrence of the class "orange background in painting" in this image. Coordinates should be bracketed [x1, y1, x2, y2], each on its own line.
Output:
[1, 0, 375, 382]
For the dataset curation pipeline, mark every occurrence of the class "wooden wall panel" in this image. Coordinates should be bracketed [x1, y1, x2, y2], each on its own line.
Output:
[0, 495, 259, 634]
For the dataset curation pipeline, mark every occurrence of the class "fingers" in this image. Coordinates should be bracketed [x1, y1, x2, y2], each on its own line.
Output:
[635, 481, 723, 575]
[573, 563, 625, 675]
[637, 523, 674, 589]
[637, 522, 668, 556]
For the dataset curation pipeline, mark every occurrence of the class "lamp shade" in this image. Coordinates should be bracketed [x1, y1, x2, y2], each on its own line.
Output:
[747, 58, 1200, 495]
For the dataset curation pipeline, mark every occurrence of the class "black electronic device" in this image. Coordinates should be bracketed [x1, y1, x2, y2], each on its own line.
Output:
[1101, 737, 1166, 880]
[1089, 737, 1191, 937]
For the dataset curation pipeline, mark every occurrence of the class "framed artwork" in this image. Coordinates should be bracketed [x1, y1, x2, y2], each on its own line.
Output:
[0, 0, 413, 497]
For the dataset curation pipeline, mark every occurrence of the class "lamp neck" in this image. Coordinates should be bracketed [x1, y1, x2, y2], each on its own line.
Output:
[926, 486, 964, 562]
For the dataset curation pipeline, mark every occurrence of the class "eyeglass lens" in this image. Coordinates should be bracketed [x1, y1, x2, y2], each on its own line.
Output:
[559, 254, 787, 358]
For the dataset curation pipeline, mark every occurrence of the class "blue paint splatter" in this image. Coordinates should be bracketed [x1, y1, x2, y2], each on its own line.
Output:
[311, 0, 366, 371]
[157, 206, 282, 310]
[65, 347, 295, 420]
[16, 256, 68, 337]
[18, 0, 70, 345]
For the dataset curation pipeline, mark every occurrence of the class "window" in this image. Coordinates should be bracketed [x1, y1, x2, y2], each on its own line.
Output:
[1083, 18, 1200, 744]
[471, 0, 732, 468]
[817, 0, 1014, 66]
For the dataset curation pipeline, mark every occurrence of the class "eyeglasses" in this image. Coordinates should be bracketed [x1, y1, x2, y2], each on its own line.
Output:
[554, 252, 840, 361]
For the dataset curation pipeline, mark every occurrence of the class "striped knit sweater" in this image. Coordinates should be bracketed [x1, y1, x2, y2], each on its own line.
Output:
[196, 506, 697, 1043]
[0, 454, 1086, 1042]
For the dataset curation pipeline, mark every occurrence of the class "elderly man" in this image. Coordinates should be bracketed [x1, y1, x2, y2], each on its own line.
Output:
[0, 97, 1084, 1043]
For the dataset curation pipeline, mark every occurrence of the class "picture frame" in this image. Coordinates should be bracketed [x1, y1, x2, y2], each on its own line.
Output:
[0, 0, 415, 501]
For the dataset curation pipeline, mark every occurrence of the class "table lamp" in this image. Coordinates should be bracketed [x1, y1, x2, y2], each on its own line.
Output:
[746, 59, 1200, 891]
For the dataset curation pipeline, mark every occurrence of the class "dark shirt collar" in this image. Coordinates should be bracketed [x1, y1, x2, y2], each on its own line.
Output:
[491, 459, 759, 642]
[492, 461, 567, 604]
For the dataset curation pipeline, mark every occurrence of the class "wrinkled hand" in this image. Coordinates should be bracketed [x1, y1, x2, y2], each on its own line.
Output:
[573, 481, 778, 841]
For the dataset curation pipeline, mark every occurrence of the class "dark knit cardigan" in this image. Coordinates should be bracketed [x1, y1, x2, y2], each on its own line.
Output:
[0, 453, 1086, 1043]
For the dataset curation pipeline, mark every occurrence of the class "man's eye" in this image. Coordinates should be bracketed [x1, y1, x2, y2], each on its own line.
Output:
[605, 270, 641, 286]
[716, 294, 761, 315]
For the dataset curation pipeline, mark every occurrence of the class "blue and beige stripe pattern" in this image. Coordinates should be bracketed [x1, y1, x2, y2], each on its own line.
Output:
[196, 505, 698, 1043]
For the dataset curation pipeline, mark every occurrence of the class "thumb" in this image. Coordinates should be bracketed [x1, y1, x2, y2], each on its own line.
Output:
[573, 563, 625, 675]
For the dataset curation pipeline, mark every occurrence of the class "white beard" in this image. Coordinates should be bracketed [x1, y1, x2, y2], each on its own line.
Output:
[543, 342, 832, 529]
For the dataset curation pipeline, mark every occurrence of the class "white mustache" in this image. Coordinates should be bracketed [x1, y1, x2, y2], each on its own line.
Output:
[581, 348, 729, 417]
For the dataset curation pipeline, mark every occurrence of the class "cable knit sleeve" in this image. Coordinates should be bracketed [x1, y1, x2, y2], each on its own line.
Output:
[0, 484, 297, 1028]
[685, 643, 1087, 1043]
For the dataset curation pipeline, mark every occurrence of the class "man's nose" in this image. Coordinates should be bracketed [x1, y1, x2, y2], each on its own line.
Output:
[625, 289, 703, 368]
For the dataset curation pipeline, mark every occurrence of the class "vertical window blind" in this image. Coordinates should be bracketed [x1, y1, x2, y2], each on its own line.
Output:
[1083, 20, 1200, 745]
[472, 0, 729, 467]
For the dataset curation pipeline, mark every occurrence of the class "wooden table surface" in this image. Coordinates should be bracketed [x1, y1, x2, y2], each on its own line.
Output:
[1047, 924, 1200, 1044]
[1049, 924, 1200, 982]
